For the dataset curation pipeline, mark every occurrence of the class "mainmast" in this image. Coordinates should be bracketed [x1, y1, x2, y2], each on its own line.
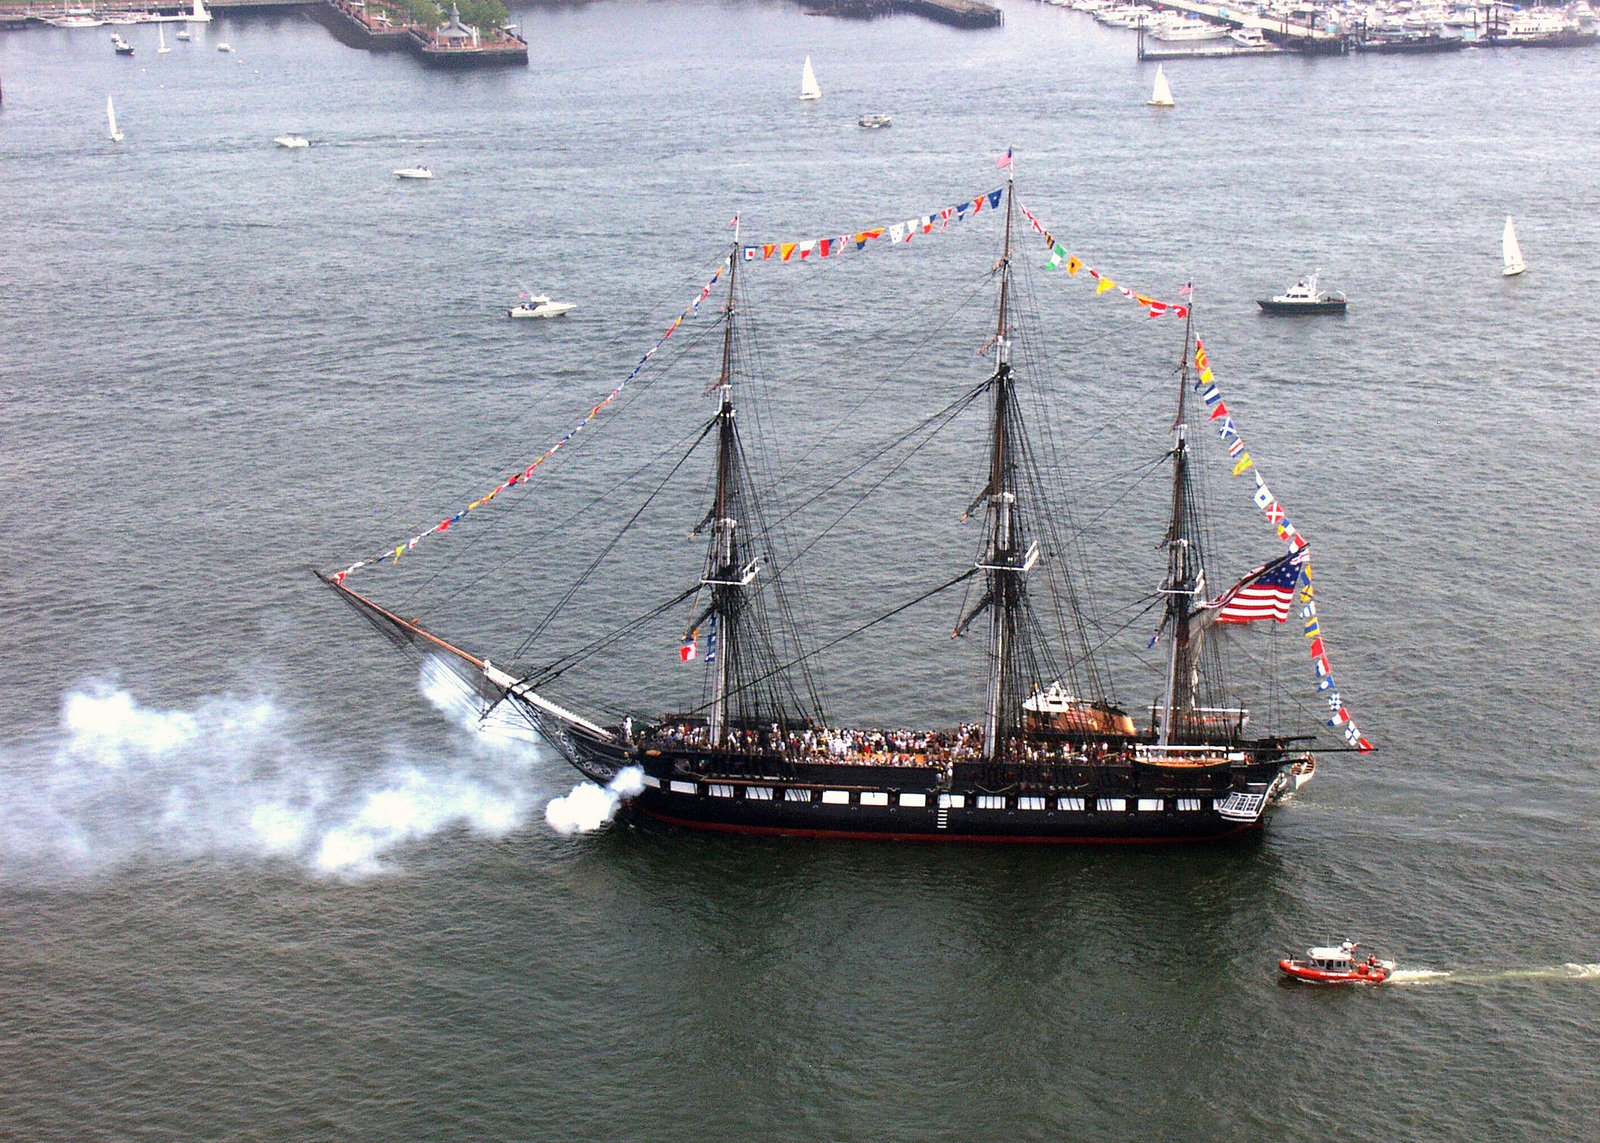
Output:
[1158, 305, 1204, 746]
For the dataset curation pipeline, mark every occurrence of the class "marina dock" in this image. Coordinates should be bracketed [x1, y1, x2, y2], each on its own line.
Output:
[806, 0, 1003, 28]
[3, 0, 529, 65]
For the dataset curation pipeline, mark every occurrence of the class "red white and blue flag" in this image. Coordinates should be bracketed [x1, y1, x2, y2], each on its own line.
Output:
[1205, 548, 1308, 625]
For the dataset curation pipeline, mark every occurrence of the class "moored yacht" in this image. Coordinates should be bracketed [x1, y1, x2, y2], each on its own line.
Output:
[1257, 270, 1347, 314]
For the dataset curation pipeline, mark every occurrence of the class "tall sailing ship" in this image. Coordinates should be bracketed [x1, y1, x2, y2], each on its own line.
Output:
[319, 169, 1356, 843]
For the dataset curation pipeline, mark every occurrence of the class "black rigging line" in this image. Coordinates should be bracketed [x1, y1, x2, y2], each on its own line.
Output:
[521, 583, 702, 687]
[513, 417, 718, 661]
[390, 318, 727, 614]
[667, 568, 980, 724]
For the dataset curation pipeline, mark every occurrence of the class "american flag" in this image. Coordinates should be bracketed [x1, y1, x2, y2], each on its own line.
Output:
[1207, 549, 1307, 625]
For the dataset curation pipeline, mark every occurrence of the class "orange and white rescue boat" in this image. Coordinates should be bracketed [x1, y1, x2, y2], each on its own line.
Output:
[1280, 940, 1394, 985]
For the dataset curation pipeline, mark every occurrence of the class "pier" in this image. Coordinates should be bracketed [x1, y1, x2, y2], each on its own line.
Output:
[805, 0, 1002, 28]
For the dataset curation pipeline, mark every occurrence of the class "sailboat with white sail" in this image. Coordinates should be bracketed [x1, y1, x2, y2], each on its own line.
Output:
[106, 95, 123, 143]
[318, 162, 1369, 844]
[1502, 216, 1526, 277]
[157, 24, 170, 53]
[1148, 64, 1175, 107]
[799, 55, 821, 101]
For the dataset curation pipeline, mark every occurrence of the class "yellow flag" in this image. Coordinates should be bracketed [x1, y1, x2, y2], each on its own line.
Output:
[1096, 277, 1116, 295]
[1231, 454, 1253, 476]
[1200, 368, 1213, 383]
[1066, 255, 1082, 276]
[393, 545, 404, 565]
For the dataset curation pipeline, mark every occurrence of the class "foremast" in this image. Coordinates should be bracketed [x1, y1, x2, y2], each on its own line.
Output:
[689, 240, 824, 747]
[957, 172, 1039, 761]
[701, 245, 749, 747]
[1158, 308, 1206, 747]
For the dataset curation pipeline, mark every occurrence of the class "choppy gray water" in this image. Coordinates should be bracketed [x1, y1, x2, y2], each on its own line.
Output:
[3, 3, 1599, 1137]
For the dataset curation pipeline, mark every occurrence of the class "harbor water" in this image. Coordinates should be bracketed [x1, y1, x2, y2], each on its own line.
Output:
[2, 2, 1599, 1137]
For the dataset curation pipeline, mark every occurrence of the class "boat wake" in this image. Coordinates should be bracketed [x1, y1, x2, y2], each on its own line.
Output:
[0, 658, 576, 882]
[1387, 964, 1600, 986]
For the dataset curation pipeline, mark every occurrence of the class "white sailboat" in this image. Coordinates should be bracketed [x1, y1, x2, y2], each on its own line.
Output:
[157, 24, 170, 53]
[107, 95, 123, 143]
[799, 55, 821, 101]
[1502, 215, 1526, 277]
[1147, 64, 1175, 107]
[187, 0, 212, 22]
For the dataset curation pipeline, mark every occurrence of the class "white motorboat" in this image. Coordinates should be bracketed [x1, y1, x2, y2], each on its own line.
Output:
[857, 112, 893, 129]
[274, 135, 310, 149]
[1229, 26, 1270, 48]
[799, 55, 821, 101]
[111, 32, 135, 54]
[394, 166, 434, 179]
[175, 27, 191, 40]
[508, 295, 576, 319]
[1150, 16, 1227, 41]
[1257, 270, 1348, 314]
[217, 42, 233, 52]
[1502, 216, 1526, 276]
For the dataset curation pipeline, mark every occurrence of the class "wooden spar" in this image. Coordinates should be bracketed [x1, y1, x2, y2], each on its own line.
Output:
[312, 568, 485, 669]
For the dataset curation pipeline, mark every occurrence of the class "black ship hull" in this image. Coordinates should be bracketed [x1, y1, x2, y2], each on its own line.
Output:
[1256, 299, 1348, 315]
[559, 732, 1299, 844]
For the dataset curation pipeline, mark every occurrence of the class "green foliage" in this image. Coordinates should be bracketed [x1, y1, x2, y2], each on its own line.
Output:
[396, 0, 441, 25]
[455, 0, 510, 31]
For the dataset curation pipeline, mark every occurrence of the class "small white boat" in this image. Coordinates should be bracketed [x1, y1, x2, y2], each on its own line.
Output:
[274, 135, 310, 149]
[508, 294, 577, 319]
[111, 32, 135, 54]
[394, 166, 434, 179]
[857, 112, 893, 129]
[1502, 215, 1526, 277]
[799, 55, 821, 101]
[1229, 26, 1269, 48]
[175, 27, 191, 40]
[1147, 64, 1174, 107]
[216, 42, 233, 52]
[157, 24, 170, 52]
[107, 95, 124, 143]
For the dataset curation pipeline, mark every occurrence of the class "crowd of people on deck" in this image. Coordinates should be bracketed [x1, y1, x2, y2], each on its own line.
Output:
[640, 719, 1129, 767]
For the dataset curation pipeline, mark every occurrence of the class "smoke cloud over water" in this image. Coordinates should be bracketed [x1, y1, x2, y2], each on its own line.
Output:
[0, 658, 580, 881]
[545, 767, 646, 836]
